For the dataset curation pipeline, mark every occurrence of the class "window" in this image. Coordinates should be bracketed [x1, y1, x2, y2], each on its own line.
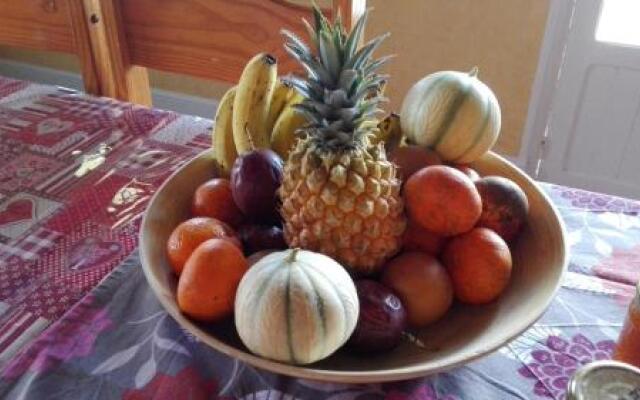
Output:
[596, 0, 640, 46]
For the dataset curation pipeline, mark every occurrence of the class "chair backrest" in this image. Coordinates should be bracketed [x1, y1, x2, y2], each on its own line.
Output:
[0, 0, 365, 106]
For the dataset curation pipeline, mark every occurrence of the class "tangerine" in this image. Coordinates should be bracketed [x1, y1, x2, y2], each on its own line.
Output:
[402, 220, 445, 255]
[177, 238, 248, 321]
[192, 178, 244, 228]
[166, 217, 241, 275]
[442, 227, 512, 304]
[404, 165, 482, 236]
[381, 251, 453, 327]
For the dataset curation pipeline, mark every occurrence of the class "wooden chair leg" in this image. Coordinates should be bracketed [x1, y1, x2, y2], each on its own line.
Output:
[69, 0, 151, 105]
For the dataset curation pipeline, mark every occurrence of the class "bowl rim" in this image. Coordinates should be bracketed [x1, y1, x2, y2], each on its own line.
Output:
[139, 149, 569, 383]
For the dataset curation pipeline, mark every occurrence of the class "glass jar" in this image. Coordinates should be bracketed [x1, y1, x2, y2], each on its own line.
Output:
[614, 282, 640, 367]
[566, 360, 640, 400]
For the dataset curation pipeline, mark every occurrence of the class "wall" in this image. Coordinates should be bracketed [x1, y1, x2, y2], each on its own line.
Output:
[369, 0, 549, 156]
[0, 0, 549, 157]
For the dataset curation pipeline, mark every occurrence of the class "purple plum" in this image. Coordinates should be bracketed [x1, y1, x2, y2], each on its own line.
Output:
[347, 279, 408, 354]
[230, 149, 283, 223]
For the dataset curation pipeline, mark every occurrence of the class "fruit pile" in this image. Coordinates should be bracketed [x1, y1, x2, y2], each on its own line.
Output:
[165, 6, 529, 365]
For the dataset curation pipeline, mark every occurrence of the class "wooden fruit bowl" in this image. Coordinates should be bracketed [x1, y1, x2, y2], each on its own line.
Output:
[139, 149, 567, 383]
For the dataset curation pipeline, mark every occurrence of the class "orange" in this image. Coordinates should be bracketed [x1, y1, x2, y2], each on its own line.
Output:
[404, 165, 482, 236]
[442, 227, 512, 304]
[177, 238, 248, 321]
[191, 178, 244, 228]
[381, 251, 453, 327]
[166, 217, 241, 275]
[402, 220, 445, 255]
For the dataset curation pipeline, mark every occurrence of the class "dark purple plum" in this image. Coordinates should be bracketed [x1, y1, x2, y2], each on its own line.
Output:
[347, 279, 408, 354]
[230, 149, 283, 223]
[239, 225, 287, 255]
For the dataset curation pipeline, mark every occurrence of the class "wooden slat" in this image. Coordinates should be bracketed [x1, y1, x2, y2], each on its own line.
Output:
[0, 0, 361, 106]
[66, 0, 100, 95]
[120, 0, 336, 83]
[78, 0, 151, 105]
[0, 0, 74, 53]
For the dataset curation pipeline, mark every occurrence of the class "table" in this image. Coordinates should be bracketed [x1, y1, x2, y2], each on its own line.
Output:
[0, 77, 210, 364]
[0, 76, 638, 399]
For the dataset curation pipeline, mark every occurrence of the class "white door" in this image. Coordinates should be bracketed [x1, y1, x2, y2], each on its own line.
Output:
[531, 0, 640, 199]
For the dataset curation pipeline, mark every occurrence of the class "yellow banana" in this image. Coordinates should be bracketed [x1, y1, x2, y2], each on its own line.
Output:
[212, 87, 237, 177]
[270, 104, 307, 160]
[374, 113, 403, 152]
[265, 79, 298, 134]
[233, 53, 278, 153]
[285, 90, 304, 109]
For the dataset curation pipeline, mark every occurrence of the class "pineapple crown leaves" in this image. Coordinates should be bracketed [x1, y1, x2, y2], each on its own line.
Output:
[281, 4, 392, 151]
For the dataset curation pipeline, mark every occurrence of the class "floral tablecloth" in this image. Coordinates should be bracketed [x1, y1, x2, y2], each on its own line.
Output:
[0, 76, 639, 399]
[0, 77, 210, 366]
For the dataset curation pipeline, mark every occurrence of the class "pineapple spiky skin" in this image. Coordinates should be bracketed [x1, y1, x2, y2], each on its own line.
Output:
[279, 6, 406, 274]
[280, 140, 405, 273]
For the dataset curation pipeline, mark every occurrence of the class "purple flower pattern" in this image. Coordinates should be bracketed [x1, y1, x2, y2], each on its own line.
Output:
[555, 185, 640, 214]
[518, 334, 615, 398]
[2, 294, 112, 379]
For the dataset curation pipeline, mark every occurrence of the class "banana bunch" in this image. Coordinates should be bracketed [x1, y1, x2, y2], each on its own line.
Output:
[372, 112, 403, 153]
[212, 53, 305, 176]
[365, 83, 404, 153]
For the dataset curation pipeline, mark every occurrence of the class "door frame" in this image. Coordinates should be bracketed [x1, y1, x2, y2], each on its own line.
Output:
[521, 0, 578, 177]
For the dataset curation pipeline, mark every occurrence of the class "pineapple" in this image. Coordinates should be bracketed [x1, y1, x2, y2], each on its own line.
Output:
[279, 6, 406, 274]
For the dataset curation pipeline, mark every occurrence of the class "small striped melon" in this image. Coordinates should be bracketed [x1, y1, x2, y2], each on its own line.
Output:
[400, 68, 501, 164]
[234, 249, 358, 365]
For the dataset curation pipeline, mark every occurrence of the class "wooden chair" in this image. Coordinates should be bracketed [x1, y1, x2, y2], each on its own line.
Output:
[0, 0, 365, 106]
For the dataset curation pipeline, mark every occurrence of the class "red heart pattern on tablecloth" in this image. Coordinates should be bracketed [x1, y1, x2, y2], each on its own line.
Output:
[0, 198, 35, 226]
[67, 237, 122, 271]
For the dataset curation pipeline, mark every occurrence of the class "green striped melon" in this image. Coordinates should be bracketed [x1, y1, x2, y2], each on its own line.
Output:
[400, 68, 501, 164]
[234, 249, 358, 365]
